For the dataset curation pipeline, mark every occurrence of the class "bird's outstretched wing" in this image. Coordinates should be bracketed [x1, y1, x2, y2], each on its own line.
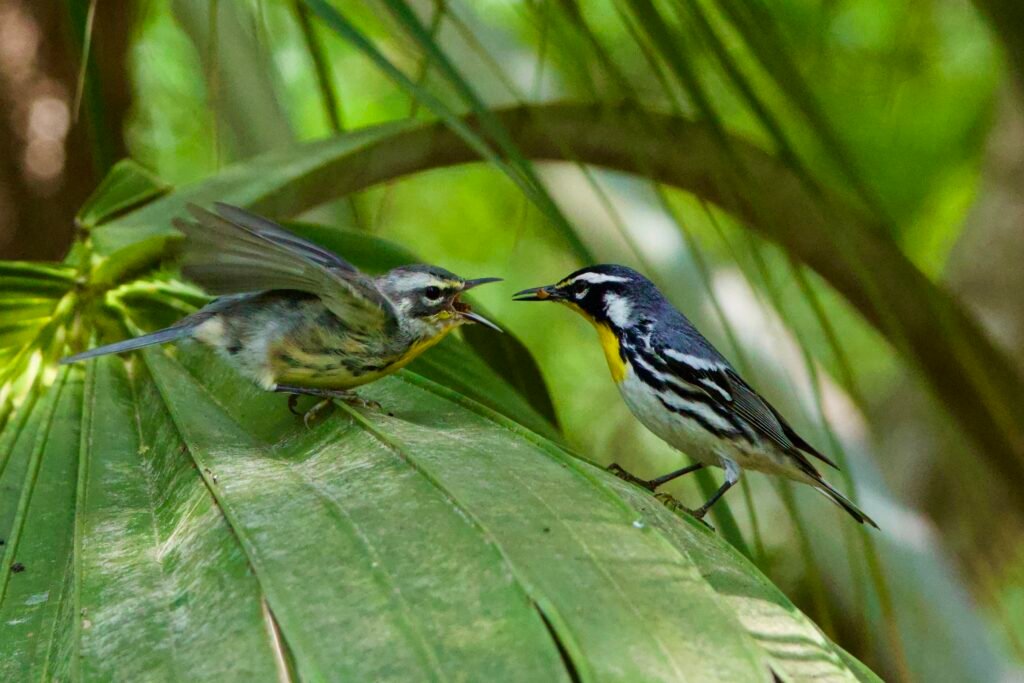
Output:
[174, 203, 396, 332]
[657, 343, 838, 473]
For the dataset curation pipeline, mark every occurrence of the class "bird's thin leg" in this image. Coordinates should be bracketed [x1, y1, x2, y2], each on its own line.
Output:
[274, 385, 353, 399]
[607, 462, 704, 492]
[274, 385, 383, 426]
[647, 463, 704, 488]
[691, 462, 741, 519]
[690, 479, 736, 519]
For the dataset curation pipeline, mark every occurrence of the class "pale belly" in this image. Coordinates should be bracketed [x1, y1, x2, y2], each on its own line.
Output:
[193, 300, 454, 391]
[615, 367, 803, 479]
[268, 330, 450, 390]
[617, 370, 726, 468]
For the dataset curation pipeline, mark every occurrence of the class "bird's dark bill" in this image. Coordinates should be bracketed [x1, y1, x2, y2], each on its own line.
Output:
[512, 285, 556, 301]
[462, 277, 503, 290]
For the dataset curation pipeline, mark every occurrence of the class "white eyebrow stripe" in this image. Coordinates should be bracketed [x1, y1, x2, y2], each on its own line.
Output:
[663, 348, 726, 372]
[569, 272, 630, 284]
[390, 273, 451, 291]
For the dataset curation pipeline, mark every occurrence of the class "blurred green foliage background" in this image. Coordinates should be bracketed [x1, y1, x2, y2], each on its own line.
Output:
[3, 0, 1024, 680]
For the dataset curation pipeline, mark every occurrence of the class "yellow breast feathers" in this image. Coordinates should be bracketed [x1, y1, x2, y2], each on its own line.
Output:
[595, 322, 628, 383]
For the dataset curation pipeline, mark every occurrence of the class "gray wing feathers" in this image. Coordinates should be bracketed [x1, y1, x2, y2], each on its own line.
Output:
[723, 371, 838, 473]
[211, 203, 358, 274]
[175, 204, 395, 330]
[723, 373, 796, 452]
[658, 335, 837, 473]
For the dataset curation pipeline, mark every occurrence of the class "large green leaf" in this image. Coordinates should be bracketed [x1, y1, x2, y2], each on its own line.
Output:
[0, 94, 887, 679]
[73, 356, 282, 680]
[0, 335, 882, 680]
[0, 241, 879, 682]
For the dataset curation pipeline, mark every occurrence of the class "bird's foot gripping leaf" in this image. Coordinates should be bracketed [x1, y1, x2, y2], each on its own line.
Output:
[606, 463, 659, 492]
[279, 385, 386, 427]
[653, 493, 714, 531]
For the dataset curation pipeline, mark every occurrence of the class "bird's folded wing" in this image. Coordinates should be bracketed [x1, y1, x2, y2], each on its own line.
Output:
[174, 203, 396, 332]
[659, 345, 837, 472]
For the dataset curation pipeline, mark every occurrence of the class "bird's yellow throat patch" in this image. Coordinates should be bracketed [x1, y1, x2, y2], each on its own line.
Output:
[563, 301, 627, 383]
[596, 323, 628, 383]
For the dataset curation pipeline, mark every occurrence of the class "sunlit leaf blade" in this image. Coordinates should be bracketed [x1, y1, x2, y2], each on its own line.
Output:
[0, 276, 73, 298]
[0, 371, 78, 680]
[0, 298, 60, 319]
[0, 263, 76, 283]
[76, 159, 171, 230]
[0, 319, 54, 354]
[72, 356, 283, 680]
[606, 478, 877, 683]
[144, 349, 571, 682]
[347, 373, 774, 681]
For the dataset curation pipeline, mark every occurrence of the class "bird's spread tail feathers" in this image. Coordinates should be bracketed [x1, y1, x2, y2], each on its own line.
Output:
[60, 326, 191, 365]
[814, 481, 878, 529]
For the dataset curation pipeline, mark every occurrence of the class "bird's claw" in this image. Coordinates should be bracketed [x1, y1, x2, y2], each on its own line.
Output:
[302, 399, 333, 428]
[607, 463, 659, 492]
[653, 492, 686, 511]
[340, 394, 382, 411]
[287, 390, 386, 428]
[654, 493, 714, 530]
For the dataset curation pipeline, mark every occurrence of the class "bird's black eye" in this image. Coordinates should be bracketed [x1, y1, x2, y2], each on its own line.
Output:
[424, 286, 443, 300]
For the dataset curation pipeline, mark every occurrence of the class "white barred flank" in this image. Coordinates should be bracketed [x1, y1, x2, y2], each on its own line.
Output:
[697, 376, 733, 401]
[656, 391, 738, 434]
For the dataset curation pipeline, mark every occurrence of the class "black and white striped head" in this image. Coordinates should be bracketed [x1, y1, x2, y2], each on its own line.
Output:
[377, 264, 502, 336]
[512, 264, 661, 330]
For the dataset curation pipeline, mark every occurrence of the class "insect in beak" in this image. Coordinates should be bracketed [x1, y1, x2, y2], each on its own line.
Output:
[512, 284, 560, 301]
[453, 277, 503, 332]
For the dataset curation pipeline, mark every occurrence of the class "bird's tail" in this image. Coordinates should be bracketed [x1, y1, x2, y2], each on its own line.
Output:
[815, 481, 879, 529]
[60, 325, 191, 365]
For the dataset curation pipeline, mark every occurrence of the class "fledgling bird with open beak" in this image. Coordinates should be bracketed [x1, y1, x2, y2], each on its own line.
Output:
[515, 264, 876, 527]
[61, 203, 502, 415]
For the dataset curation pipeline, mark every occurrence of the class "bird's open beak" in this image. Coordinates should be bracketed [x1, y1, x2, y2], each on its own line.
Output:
[460, 310, 502, 332]
[454, 277, 503, 332]
[512, 284, 560, 301]
[462, 277, 503, 291]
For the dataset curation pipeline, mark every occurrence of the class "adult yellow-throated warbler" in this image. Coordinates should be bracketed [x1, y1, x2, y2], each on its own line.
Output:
[62, 204, 502, 412]
[515, 264, 876, 527]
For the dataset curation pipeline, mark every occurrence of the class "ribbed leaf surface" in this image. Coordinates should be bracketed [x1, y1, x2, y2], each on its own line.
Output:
[0, 151, 881, 682]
